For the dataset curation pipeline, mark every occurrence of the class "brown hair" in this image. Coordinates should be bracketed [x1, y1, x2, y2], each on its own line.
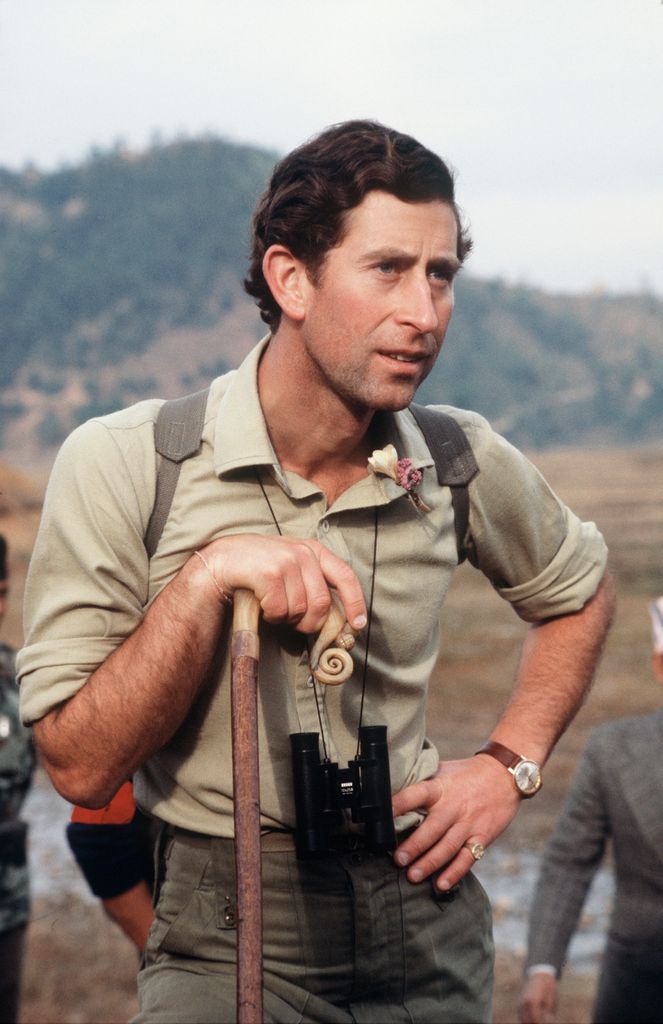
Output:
[244, 120, 472, 328]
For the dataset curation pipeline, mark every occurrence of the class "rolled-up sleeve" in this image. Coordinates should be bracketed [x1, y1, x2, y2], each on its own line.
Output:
[18, 410, 158, 723]
[461, 412, 607, 622]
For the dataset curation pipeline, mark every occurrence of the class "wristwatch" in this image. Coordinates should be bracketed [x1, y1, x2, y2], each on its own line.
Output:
[476, 740, 542, 798]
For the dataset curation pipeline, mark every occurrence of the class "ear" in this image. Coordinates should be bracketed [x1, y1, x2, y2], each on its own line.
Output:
[262, 245, 310, 323]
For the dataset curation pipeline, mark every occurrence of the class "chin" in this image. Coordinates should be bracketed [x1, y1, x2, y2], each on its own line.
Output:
[371, 384, 420, 412]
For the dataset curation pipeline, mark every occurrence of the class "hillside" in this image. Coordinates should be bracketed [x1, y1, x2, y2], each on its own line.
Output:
[1, 136, 662, 471]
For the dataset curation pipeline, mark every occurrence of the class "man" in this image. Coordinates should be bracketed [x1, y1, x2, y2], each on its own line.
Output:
[18, 120, 614, 1023]
[518, 599, 663, 1024]
[0, 534, 36, 1023]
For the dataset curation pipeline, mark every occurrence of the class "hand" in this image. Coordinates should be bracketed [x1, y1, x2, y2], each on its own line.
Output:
[391, 754, 521, 889]
[518, 972, 558, 1024]
[199, 534, 367, 635]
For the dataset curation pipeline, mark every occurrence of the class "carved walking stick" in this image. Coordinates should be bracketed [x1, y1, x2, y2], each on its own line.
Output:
[230, 589, 357, 1023]
[231, 589, 263, 1024]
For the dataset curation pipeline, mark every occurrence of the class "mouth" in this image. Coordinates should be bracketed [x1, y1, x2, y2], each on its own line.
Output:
[378, 350, 430, 369]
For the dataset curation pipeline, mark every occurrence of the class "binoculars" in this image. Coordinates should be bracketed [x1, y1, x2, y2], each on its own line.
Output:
[290, 725, 397, 858]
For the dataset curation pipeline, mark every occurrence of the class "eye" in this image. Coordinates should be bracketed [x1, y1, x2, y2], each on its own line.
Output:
[429, 269, 454, 288]
[377, 261, 397, 275]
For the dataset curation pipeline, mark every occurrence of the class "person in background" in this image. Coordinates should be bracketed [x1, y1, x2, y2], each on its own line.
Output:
[0, 534, 36, 1023]
[518, 597, 663, 1024]
[67, 780, 154, 952]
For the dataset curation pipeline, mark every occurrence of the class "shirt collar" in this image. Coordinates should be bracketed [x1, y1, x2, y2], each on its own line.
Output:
[213, 336, 284, 477]
[212, 336, 435, 501]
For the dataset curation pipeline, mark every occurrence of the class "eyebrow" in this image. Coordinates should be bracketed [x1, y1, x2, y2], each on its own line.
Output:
[361, 247, 461, 276]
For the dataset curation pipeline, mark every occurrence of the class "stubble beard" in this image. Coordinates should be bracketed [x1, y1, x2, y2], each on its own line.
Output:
[310, 354, 427, 415]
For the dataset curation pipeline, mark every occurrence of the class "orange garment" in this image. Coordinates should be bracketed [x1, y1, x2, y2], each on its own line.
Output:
[70, 780, 135, 825]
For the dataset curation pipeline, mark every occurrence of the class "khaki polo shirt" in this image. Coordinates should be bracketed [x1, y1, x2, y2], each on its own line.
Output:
[18, 339, 607, 836]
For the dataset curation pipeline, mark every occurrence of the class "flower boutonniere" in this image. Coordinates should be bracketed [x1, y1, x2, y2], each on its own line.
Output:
[368, 444, 431, 513]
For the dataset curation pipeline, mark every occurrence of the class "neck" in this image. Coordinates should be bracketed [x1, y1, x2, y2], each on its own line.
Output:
[258, 328, 377, 501]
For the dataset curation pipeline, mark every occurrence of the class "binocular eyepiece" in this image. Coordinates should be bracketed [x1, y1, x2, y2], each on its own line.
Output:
[290, 725, 396, 859]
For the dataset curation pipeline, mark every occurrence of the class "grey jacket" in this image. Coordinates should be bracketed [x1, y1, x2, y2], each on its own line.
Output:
[525, 709, 663, 974]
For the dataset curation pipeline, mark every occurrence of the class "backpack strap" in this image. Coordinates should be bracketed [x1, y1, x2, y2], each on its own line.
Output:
[409, 404, 479, 563]
[144, 388, 210, 558]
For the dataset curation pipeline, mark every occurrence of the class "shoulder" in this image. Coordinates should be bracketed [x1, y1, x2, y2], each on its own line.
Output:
[414, 404, 529, 469]
[53, 399, 164, 476]
[412, 403, 490, 440]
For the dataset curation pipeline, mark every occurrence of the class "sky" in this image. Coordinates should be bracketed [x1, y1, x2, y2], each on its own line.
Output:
[1, 0, 662, 296]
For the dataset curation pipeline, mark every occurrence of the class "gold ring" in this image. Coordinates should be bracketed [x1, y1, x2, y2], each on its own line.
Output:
[464, 841, 485, 862]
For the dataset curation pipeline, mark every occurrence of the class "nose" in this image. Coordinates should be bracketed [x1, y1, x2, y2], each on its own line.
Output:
[397, 275, 440, 334]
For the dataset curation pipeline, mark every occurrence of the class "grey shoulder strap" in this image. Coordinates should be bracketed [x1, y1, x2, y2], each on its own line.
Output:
[144, 388, 210, 558]
[408, 404, 479, 563]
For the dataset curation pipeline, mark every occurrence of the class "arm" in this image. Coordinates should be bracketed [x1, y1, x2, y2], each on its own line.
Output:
[102, 880, 154, 951]
[518, 732, 611, 1022]
[34, 534, 367, 807]
[392, 570, 615, 889]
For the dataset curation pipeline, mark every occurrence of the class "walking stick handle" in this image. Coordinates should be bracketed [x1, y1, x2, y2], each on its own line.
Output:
[309, 591, 358, 685]
[232, 588, 261, 639]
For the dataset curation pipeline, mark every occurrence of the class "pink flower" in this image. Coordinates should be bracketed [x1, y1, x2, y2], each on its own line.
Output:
[367, 447, 430, 514]
[396, 458, 423, 493]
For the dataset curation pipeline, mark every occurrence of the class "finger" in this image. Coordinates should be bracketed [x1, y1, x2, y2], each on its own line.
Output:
[317, 546, 367, 630]
[287, 544, 333, 633]
[430, 841, 485, 891]
[392, 777, 442, 819]
[403, 826, 469, 885]
[259, 547, 322, 627]
[256, 570, 293, 622]
[392, 803, 450, 869]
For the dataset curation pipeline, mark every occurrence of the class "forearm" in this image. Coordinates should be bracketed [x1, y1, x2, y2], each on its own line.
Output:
[33, 530, 368, 807]
[34, 554, 227, 806]
[102, 880, 154, 951]
[488, 571, 615, 763]
[392, 572, 614, 889]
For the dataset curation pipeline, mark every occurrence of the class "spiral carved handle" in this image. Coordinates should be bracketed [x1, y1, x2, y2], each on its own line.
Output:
[312, 644, 354, 686]
[309, 593, 358, 686]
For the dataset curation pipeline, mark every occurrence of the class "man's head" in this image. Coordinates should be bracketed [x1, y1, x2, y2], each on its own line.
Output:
[245, 120, 472, 330]
[0, 535, 8, 630]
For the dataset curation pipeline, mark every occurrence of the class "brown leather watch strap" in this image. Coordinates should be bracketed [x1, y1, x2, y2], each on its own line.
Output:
[475, 739, 522, 769]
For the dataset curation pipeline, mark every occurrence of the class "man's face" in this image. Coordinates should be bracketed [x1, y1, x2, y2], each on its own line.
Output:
[299, 190, 460, 413]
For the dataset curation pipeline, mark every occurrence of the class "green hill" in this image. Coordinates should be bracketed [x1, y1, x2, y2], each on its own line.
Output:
[1, 136, 661, 468]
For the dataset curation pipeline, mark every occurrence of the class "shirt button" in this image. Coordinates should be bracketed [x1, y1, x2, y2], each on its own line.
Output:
[321, 519, 330, 533]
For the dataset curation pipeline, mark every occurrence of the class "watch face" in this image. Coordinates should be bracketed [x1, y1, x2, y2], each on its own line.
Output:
[513, 759, 542, 796]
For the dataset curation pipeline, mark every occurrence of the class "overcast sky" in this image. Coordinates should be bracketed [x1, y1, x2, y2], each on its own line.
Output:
[1, 0, 662, 295]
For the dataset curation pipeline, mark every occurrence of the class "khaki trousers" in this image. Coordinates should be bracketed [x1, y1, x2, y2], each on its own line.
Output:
[135, 829, 494, 1024]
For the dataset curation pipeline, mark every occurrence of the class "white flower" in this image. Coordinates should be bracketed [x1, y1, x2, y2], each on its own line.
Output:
[367, 444, 399, 483]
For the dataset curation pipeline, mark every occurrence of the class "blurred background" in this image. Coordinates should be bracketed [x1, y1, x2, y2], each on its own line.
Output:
[1, 1, 662, 1020]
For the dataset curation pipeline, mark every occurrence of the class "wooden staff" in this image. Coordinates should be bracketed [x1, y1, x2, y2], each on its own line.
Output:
[231, 589, 263, 1024]
[230, 589, 358, 1022]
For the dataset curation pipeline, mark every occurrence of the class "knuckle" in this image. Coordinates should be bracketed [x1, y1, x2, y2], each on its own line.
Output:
[307, 590, 331, 616]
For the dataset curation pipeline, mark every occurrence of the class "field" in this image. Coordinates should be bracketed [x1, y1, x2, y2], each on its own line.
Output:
[3, 444, 662, 1023]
